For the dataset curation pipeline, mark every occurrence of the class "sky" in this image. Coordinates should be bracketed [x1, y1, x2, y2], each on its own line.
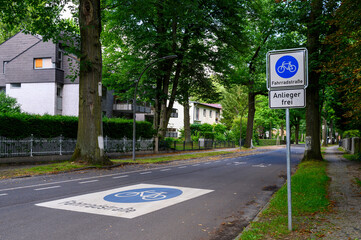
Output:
[60, 2, 75, 19]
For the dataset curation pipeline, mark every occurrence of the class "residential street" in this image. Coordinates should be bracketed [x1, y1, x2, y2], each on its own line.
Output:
[0, 146, 304, 240]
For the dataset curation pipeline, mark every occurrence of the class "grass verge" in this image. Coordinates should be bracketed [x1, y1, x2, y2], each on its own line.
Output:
[0, 161, 90, 179]
[238, 160, 330, 240]
[112, 151, 234, 164]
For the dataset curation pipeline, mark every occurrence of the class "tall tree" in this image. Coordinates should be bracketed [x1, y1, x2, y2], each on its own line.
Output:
[71, 0, 110, 164]
[223, 0, 275, 148]
[324, 0, 361, 132]
[303, 0, 324, 160]
[102, 0, 249, 140]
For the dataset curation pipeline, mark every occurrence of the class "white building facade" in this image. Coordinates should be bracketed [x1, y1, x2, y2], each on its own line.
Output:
[167, 101, 222, 137]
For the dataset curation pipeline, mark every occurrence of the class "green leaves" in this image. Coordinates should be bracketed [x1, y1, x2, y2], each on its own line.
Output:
[0, 92, 21, 114]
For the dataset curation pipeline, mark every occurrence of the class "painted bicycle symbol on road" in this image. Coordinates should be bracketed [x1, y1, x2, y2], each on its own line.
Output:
[114, 190, 167, 201]
[104, 187, 183, 203]
[275, 55, 299, 78]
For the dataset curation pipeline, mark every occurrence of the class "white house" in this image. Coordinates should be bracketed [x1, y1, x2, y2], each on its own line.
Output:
[167, 101, 222, 137]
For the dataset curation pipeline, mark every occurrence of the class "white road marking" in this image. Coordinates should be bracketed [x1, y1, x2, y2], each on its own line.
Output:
[0, 193, 8, 196]
[204, 162, 211, 165]
[178, 166, 187, 169]
[140, 171, 152, 175]
[252, 164, 267, 168]
[35, 186, 61, 191]
[234, 162, 247, 165]
[113, 175, 129, 179]
[226, 163, 232, 165]
[79, 180, 99, 184]
[36, 183, 214, 219]
[192, 164, 200, 166]
[160, 169, 171, 172]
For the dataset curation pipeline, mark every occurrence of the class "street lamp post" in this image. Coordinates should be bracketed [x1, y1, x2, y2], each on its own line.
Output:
[132, 55, 177, 161]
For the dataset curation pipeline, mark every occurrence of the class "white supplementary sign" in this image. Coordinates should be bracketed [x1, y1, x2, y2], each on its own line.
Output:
[269, 89, 305, 109]
[267, 49, 307, 89]
[36, 183, 213, 219]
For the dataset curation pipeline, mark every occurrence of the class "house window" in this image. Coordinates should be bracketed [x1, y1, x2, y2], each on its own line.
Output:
[196, 107, 199, 120]
[170, 108, 178, 118]
[34, 58, 54, 69]
[166, 128, 178, 138]
[203, 109, 206, 117]
[210, 110, 212, 118]
[3, 61, 9, 74]
[10, 83, 21, 88]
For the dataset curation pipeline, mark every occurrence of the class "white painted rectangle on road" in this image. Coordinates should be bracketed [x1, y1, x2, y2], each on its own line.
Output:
[269, 89, 305, 109]
[36, 184, 213, 219]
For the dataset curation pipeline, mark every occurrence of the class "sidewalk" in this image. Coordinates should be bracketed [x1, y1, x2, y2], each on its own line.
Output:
[309, 146, 361, 239]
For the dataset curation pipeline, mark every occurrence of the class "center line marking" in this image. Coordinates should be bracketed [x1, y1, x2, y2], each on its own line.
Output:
[140, 171, 152, 175]
[192, 164, 200, 166]
[235, 162, 247, 165]
[35, 186, 61, 191]
[0, 193, 8, 196]
[160, 169, 171, 172]
[79, 180, 99, 184]
[112, 175, 129, 179]
[178, 166, 187, 169]
[205, 162, 211, 165]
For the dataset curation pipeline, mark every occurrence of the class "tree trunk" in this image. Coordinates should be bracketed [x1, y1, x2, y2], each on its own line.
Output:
[244, 92, 256, 148]
[329, 119, 333, 144]
[295, 123, 300, 144]
[71, 0, 111, 165]
[322, 116, 328, 146]
[183, 98, 191, 142]
[303, 0, 323, 161]
[280, 122, 284, 140]
[269, 122, 272, 139]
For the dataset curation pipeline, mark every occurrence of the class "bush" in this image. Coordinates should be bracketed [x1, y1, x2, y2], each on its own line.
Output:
[199, 123, 213, 132]
[201, 131, 215, 140]
[0, 113, 154, 139]
[258, 139, 286, 146]
[190, 123, 202, 135]
[343, 130, 360, 138]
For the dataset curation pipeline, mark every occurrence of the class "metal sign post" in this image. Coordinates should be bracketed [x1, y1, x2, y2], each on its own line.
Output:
[266, 48, 308, 231]
[286, 108, 292, 230]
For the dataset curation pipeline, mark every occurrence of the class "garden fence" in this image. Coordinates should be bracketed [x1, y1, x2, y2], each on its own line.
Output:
[0, 135, 153, 158]
[0, 135, 235, 158]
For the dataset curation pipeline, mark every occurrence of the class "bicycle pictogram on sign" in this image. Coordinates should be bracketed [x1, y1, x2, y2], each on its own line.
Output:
[275, 55, 298, 78]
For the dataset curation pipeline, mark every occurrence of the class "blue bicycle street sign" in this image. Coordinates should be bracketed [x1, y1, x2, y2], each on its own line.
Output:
[267, 48, 307, 90]
[104, 187, 183, 203]
[275, 55, 299, 79]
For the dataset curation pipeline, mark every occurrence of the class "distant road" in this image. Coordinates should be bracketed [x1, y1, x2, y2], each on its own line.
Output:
[0, 145, 304, 240]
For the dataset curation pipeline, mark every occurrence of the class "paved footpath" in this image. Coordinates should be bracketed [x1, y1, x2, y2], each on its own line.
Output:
[310, 146, 361, 239]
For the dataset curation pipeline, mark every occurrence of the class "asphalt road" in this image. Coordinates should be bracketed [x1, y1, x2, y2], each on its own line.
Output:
[0, 145, 304, 240]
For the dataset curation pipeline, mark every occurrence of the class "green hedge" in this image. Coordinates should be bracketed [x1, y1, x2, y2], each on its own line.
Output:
[258, 139, 286, 146]
[0, 113, 154, 139]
